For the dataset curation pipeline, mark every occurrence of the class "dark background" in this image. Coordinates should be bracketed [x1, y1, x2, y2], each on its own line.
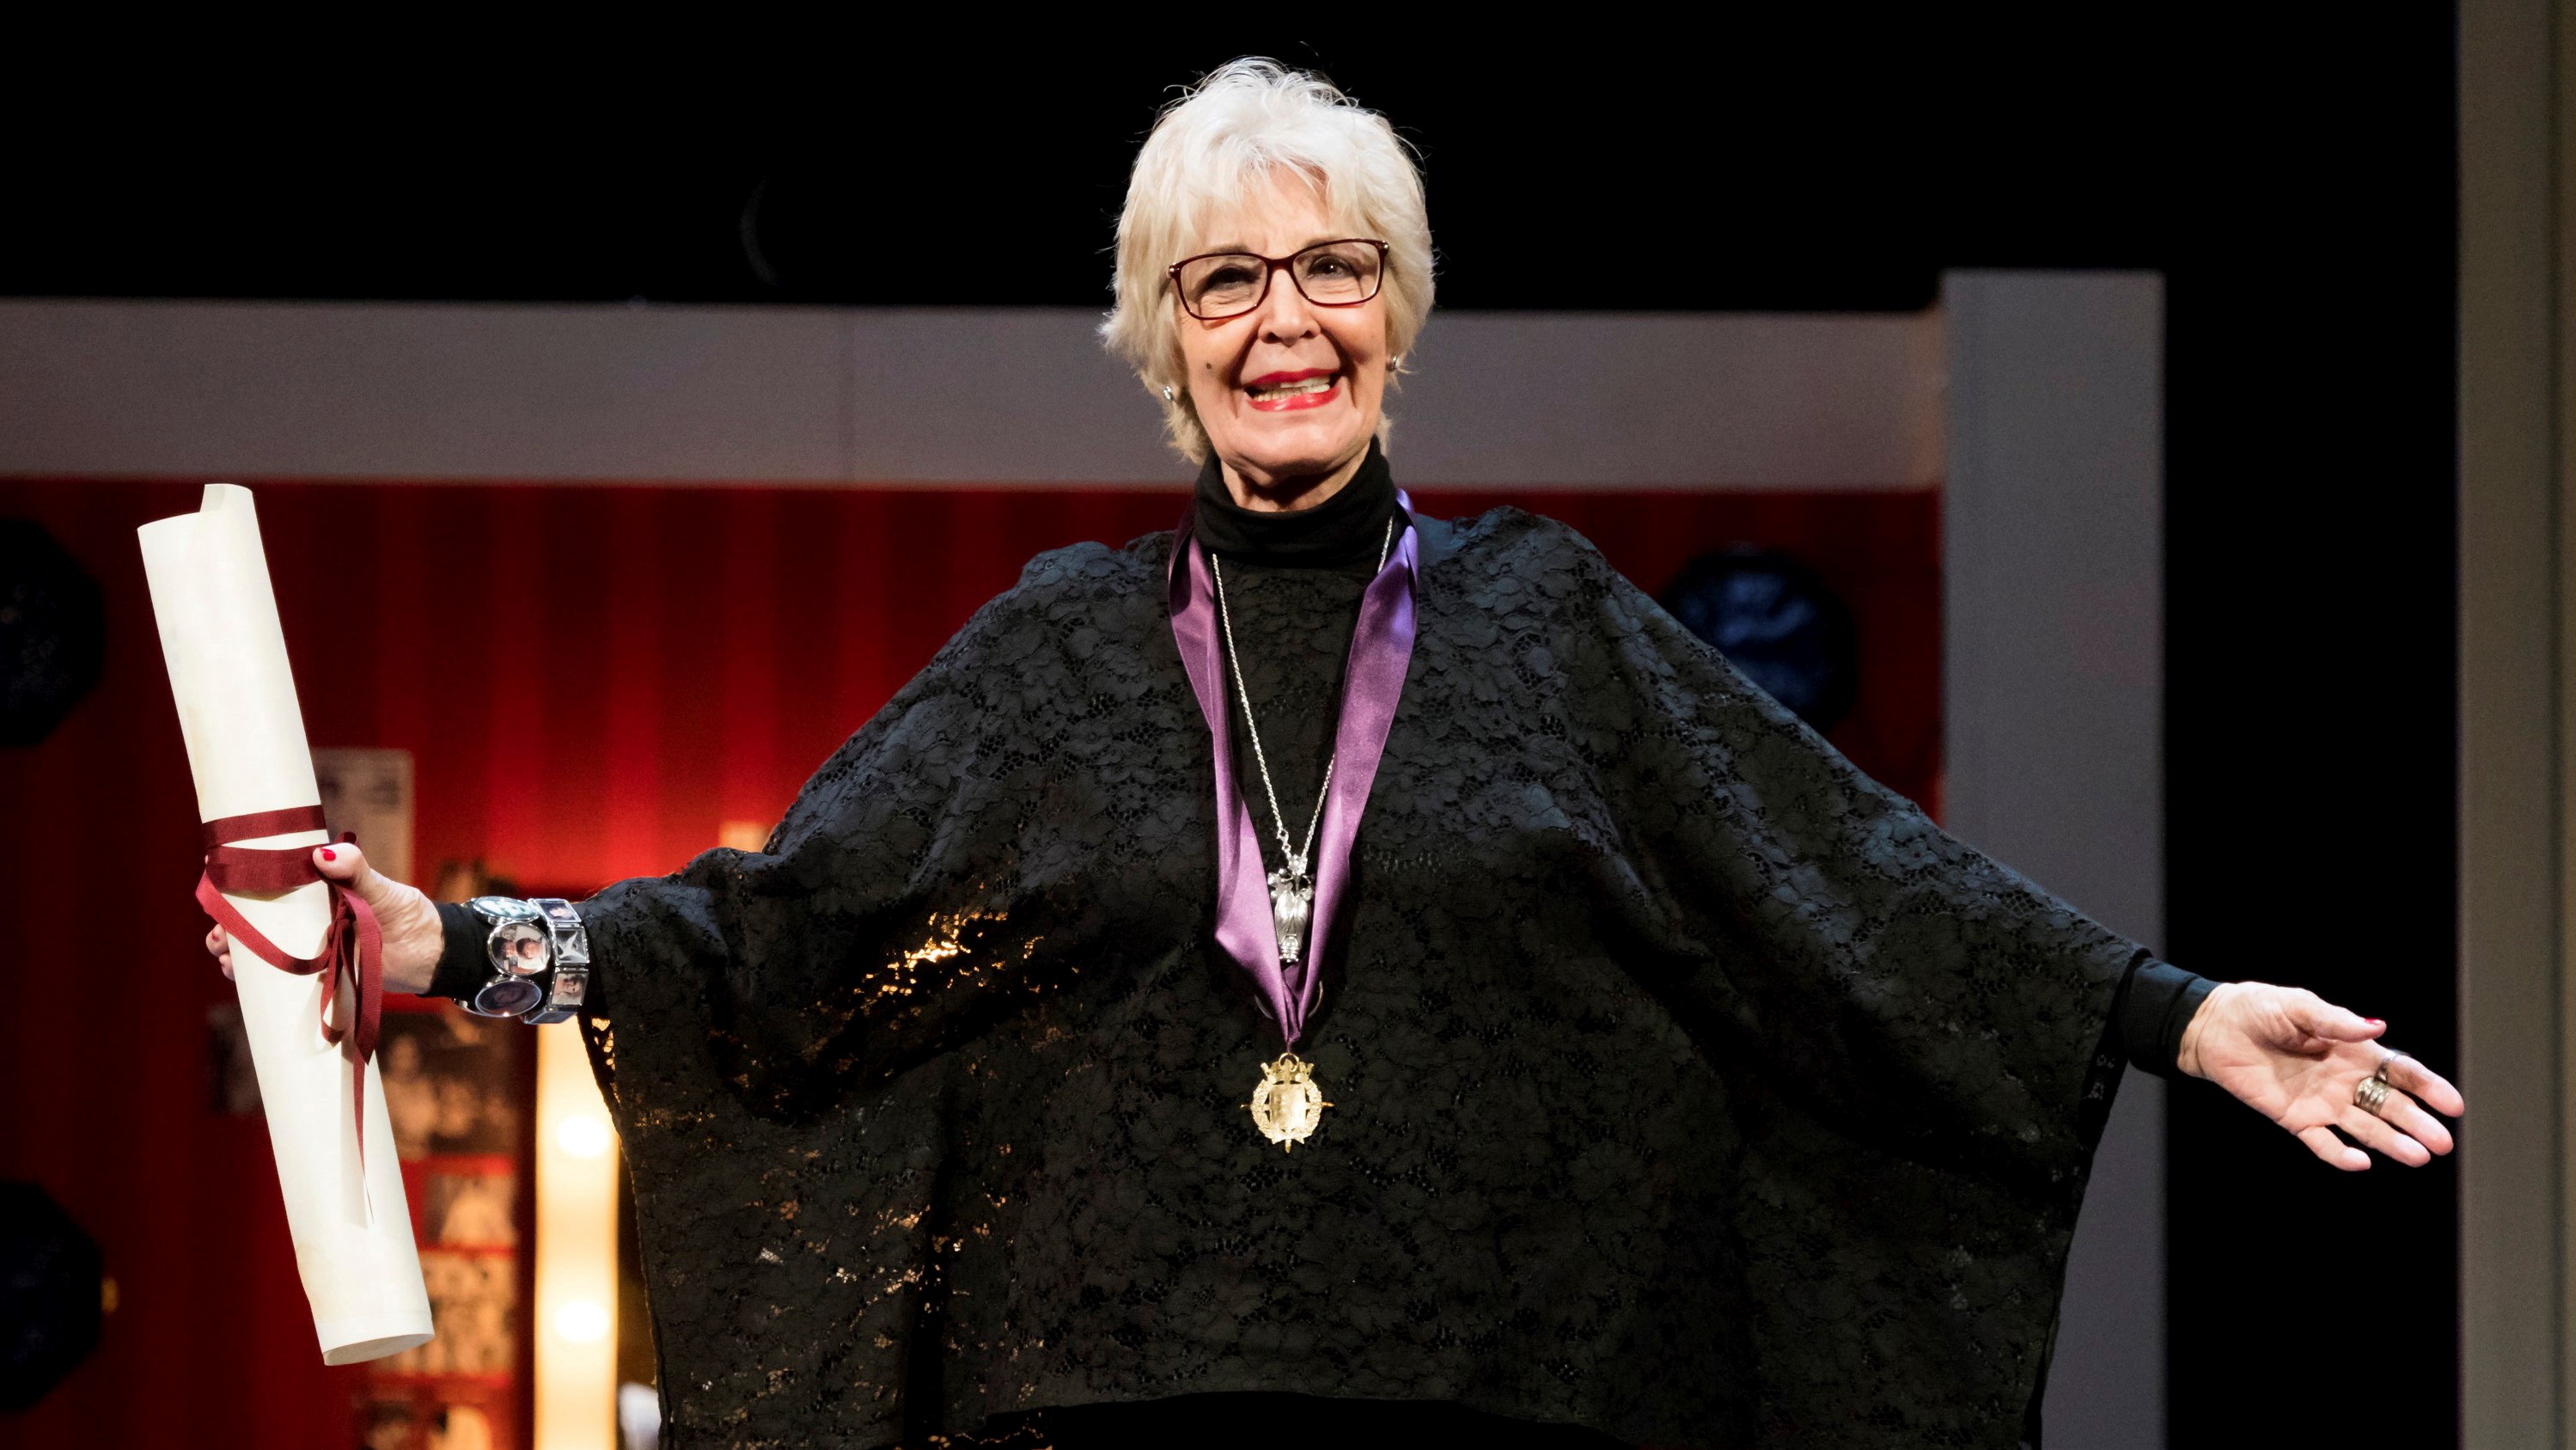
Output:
[4, 18, 2459, 1443]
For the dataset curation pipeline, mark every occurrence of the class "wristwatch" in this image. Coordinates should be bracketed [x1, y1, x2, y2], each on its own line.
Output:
[521, 897, 590, 1025]
[459, 896, 551, 1018]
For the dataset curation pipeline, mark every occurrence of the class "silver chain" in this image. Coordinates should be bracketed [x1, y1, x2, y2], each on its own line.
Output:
[1209, 518, 1395, 872]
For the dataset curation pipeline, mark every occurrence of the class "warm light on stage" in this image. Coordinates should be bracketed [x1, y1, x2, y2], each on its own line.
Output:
[534, 1023, 619, 1450]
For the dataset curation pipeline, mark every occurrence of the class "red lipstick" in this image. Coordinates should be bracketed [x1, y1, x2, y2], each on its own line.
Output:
[1242, 367, 1342, 413]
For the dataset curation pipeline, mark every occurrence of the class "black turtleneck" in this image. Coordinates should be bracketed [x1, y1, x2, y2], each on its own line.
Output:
[1192, 438, 1404, 571]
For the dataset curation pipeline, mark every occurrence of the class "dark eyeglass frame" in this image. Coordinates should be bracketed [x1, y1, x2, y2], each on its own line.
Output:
[1166, 238, 1392, 321]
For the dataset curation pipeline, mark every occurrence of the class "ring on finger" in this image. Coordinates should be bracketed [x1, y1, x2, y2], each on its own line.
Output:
[2376, 1049, 2414, 1086]
[2355, 1075, 2393, 1116]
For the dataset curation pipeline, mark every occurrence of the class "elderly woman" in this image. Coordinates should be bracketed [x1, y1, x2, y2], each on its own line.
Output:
[213, 59, 2458, 1450]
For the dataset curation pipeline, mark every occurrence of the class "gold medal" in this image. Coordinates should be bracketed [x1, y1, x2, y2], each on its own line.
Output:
[1247, 1052, 1330, 1151]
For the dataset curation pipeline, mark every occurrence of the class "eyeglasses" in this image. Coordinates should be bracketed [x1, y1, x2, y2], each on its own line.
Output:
[1167, 238, 1390, 321]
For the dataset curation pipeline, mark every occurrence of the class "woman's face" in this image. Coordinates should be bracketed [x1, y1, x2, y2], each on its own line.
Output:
[1176, 169, 1388, 507]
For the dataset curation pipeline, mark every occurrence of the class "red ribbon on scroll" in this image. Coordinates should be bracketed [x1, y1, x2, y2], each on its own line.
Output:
[195, 805, 385, 1175]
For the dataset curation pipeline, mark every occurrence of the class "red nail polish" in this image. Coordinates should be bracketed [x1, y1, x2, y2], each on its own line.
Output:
[320, 847, 337, 862]
[2367, 1018, 2384, 1026]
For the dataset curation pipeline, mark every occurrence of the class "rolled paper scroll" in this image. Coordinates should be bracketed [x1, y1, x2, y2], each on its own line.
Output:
[139, 484, 433, 1365]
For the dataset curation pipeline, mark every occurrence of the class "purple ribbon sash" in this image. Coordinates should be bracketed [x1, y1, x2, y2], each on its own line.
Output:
[1167, 496, 1419, 1050]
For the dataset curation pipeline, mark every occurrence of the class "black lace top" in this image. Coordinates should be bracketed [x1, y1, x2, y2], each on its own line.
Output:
[433, 448, 2208, 1449]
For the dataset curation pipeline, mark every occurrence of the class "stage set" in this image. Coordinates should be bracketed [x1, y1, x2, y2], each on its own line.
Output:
[0, 20, 2541, 1449]
[0, 279, 2164, 1449]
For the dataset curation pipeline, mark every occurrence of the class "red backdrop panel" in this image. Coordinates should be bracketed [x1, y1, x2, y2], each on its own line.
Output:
[0, 478, 1934, 1449]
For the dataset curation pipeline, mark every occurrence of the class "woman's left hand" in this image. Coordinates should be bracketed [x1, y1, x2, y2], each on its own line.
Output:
[2177, 982, 2466, 1171]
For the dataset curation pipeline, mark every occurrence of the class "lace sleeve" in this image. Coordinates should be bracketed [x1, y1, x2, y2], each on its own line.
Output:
[1563, 525, 2142, 1190]
[574, 542, 1118, 1121]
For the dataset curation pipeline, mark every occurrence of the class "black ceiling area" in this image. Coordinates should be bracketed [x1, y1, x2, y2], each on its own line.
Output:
[4, 15, 2462, 1446]
[0, 23, 2443, 316]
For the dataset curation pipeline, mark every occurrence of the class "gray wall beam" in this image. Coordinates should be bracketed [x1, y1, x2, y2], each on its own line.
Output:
[2460, 0, 2570, 1445]
[0, 299, 1938, 490]
[1944, 270, 2167, 1450]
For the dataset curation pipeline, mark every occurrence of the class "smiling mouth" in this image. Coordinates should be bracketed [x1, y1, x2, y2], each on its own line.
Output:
[1244, 371, 1341, 407]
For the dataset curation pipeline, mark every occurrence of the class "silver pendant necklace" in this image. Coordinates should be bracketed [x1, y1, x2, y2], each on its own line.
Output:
[1209, 517, 1394, 968]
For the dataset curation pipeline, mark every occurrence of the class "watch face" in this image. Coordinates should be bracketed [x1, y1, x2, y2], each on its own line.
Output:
[469, 896, 540, 921]
[490, 921, 550, 976]
[472, 977, 545, 1017]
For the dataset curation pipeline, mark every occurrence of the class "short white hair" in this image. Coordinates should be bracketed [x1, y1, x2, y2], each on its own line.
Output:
[1101, 58, 1435, 463]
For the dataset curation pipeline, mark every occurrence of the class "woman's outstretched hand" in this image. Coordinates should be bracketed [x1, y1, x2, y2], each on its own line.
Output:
[2177, 982, 2466, 1171]
[202, 842, 446, 996]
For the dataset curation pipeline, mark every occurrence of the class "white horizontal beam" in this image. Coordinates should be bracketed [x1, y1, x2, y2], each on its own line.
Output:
[0, 298, 1939, 489]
